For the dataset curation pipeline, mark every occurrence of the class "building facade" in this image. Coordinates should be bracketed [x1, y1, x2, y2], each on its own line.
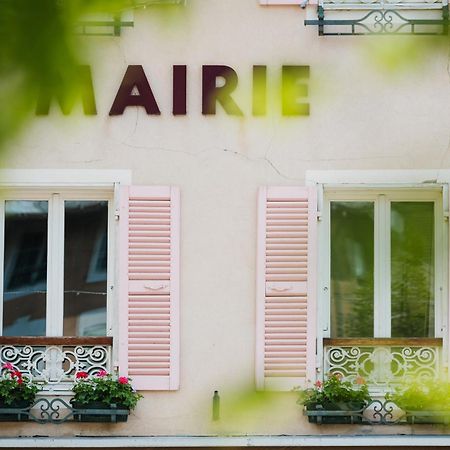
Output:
[1, 0, 450, 446]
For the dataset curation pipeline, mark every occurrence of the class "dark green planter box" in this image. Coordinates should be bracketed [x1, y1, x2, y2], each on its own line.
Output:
[0, 399, 30, 422]
[306, 402, 365, 424]
[71, 402, 129, 423]
[406, 411, 450, 425]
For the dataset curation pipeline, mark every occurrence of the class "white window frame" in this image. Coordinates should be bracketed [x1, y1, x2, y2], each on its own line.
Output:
[323, 187, 444, 339]
[0, 170, 131, 341]
[306, 170, 450, 378]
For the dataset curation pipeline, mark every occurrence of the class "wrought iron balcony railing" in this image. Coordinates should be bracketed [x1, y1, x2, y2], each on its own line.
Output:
[321, 0, 444, 10]
[304, 3, 449, 35]
[0, 336, 113, 392]
[323, 337, 443, 392]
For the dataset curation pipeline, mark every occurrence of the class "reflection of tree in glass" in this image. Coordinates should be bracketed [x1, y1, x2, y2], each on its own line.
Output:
[331, 202, 374, 338]
[391, 202, 434, 338]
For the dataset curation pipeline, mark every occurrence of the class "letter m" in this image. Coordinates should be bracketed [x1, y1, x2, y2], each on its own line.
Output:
[36, 65, 97, 116]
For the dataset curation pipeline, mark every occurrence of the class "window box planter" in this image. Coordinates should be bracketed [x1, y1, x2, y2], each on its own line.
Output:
[305, 402, 365, 424]
[71, 402, 129, 423]
[405, 411, 450, 425]
[298, 375, 371, 425]
[71, 371, 141, 423]
[0, 399, 30, 422]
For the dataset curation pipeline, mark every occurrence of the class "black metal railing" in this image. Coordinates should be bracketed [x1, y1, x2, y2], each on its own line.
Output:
[0, 398, 129, 424]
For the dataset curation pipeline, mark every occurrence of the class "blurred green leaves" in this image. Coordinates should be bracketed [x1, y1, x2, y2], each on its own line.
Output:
[386, 377, 450, 411]
[361, 35, 448, 74]
[0, 1, 108, 150]
[0, 0, 180, 153]
[209, 386, 298, 434]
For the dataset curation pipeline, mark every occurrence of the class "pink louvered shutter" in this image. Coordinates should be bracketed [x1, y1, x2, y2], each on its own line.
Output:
[256, 186, 317, 391]
[119, 186, 180, 390]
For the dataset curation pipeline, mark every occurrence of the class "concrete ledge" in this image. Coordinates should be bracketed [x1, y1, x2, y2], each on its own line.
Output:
[1, 435, 450, 447]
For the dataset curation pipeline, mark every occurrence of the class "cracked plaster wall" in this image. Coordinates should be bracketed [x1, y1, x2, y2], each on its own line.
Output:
[2, 0, 450, 438]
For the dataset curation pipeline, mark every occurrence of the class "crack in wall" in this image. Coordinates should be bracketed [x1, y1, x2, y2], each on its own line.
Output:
[119, 141, 300, 180]
[120, 140, 417, 185]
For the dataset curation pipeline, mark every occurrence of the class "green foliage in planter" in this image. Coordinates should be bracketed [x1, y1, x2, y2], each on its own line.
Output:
[386, 379, 450, 411]
[0, 363, 41, 406]
[297, 374, 372, 409]
[72, 371, 143, 410]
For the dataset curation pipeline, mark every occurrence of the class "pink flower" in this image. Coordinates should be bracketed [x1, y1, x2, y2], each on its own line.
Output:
[314, 380, 323, 389]
[333, 373, 343, 380]
[355, 376, 366, 385]
[96, 370, 108, 378]
[2, 363, 13, 370]
[118, 376, 129, 384]
[76, 371, 89, 379]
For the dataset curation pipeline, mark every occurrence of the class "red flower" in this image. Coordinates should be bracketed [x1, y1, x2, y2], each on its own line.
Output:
[16, 377, 23, 385]
[96, 370, 108, 378]
[314, 380, 323, 389]
[2, 363, 14, 370]
[76, 371, 89, 379]
[118, 376, 129, 384]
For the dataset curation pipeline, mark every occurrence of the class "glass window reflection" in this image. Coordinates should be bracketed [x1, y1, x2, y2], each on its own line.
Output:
[63, 201, 108, 336]
[3, 201, 48, 336]
[330, 201, 374, 338]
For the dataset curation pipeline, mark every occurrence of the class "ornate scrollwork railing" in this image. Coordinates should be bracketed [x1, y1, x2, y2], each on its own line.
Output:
[323, 338, 443, 391]
[0, 337, 113, 389]
[321, 0, 444, 10]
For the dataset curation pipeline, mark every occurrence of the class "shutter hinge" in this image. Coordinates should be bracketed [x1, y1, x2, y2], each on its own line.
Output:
[115, 210, 120, 221]
[444, 211, 449, 222]
[317, 211, 322, 221]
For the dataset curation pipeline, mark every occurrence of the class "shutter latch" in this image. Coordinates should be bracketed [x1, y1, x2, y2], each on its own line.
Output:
[115, 209, 120, 221]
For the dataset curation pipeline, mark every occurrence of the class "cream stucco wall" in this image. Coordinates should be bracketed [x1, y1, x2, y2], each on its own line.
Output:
[1, 0, 450, 438]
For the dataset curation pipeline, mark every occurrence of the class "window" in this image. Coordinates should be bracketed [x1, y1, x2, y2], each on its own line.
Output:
[323, 188, 443, 339]
[0, 171, 181, 392]
[0, 189, 114, 337]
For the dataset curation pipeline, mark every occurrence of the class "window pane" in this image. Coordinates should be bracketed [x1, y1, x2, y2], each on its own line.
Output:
[391, 202, 434, 337]
[3, 201, 48, 336]
[63, 201, 107, 336]
[330, 202, 374, 337]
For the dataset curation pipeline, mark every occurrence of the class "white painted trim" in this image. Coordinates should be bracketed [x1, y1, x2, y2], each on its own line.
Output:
[377, 194, 390, 338]
[306, 169, 450, 186]
[107, 196, 115, 340]
[0, 169, 131, 187]
[2, 435, 450, 448]
[47, 193, 64, 336]
[112, 182, 121, 369]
